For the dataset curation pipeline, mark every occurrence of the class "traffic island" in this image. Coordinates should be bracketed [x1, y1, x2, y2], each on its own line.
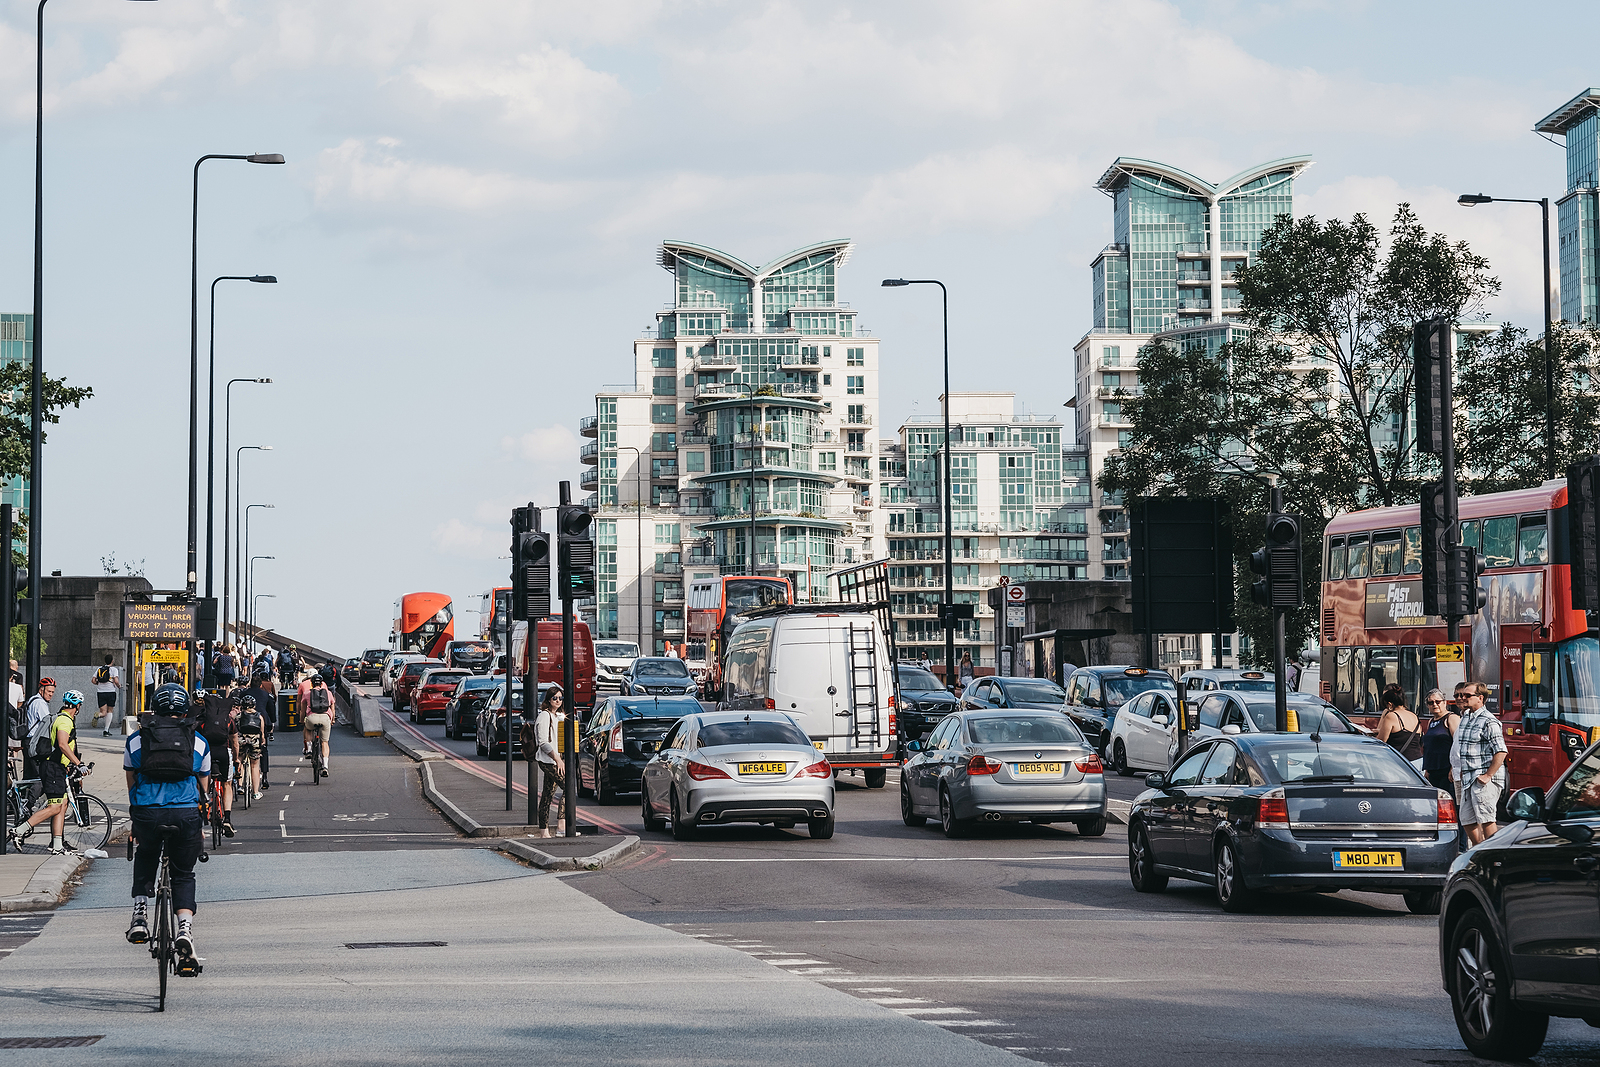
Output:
[0, 849, 92, 912]
[502, 835, 639, 871]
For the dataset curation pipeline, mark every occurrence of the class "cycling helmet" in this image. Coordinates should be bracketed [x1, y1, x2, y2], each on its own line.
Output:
[231, 690, 255, 708]
[151, 682, 190, 715]
[61, 689, 83, 708]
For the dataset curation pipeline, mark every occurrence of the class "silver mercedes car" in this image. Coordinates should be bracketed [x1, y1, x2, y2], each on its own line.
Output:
[640, 710, 836, 840]
[901, 710, 1107, 837]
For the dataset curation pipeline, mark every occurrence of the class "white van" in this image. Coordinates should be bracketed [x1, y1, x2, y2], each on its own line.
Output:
[720, 607, 898, 788]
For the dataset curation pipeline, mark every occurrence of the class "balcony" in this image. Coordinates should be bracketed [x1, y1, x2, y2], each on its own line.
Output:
[681, 432, 714, 445]
[1101, 515, 1130, 534]
[656, 589, 685, 605]
[1047, 522, 1089, 535]
[579, 414, 599, 438]
[583, 493, 598, 510]
[695, 381, 822, 400]
[846, 442, 870, 453]
[651, 463, 680, 480]
[1006, 549, 1089, 562]
[654, 561, 683, 576]
[1102, 547, 1130, 562]
[579, 469, 599, 491]
[843, 412, 873, 426]
[579, 440, 600, 464]
[696, 352, 737, 367]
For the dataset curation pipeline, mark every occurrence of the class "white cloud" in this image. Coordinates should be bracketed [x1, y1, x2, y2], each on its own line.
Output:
[407, 45, 627, 151]
[502, 425, 580, 464]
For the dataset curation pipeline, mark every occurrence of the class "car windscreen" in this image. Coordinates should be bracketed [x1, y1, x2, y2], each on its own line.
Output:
[1102, 674, 1176, 707]
[635, 660, 690, 678]
[898, 668, 944, 691]
[1002, 681, 1066, 704]
[363, 650, 387, 662]
[1221, 679, 1275, 692]
[1243, 702, 1351, 735]
[966, 715, 1083, 744]
[403, 663, 433, 676]
[615, 701, 696, 720]
[463, 676, 499, 689]
[1255, 742, 1417, 785]
[427, 673, 469, 686]
[697, 720, 811, 747]
[595, 643, 639, 659]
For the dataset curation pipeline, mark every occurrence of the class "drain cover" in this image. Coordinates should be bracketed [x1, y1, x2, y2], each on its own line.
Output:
[344, 941, 447, 949]
[0, 1038, 102, 1049]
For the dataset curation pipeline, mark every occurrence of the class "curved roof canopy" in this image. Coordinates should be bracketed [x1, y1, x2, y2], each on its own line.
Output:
[658, 238, 853, 282]
[1094, 155, 1313, 199]
[1535, 89, 1600, 135]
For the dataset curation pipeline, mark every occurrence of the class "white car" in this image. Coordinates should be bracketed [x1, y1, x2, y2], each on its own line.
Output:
[1106, 688, 1183, 776]
[593, 640, 640, 692]
[381, 652, 425, 696]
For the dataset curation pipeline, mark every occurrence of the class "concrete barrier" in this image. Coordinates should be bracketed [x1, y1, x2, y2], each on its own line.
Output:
[343, 688, 384, 737]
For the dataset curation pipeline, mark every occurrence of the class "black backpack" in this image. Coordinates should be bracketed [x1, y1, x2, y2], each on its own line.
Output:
[308, 687, 332, 713]
[238, 708, 264, 737]
[138, 717, 196, 783]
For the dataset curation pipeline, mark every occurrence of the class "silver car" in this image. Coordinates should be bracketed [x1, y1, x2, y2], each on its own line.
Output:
[640, 710, 836, 840]
[901, 711, 1107, 838]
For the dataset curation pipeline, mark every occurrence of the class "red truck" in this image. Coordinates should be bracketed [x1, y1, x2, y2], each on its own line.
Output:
[509, 618, 596, 712]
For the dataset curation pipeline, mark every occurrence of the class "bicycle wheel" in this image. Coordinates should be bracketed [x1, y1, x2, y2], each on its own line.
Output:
[63, 793, 111, 853]
[155, 878, 171, 1012]
[211, 800, 222, 850]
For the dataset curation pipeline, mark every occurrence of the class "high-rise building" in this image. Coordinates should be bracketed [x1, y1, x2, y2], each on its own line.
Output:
[1536, 88, 1600, 325]
[579, 240, 879, 653]
[877, 393, 1091, 670]
[0, 315, 33, 518]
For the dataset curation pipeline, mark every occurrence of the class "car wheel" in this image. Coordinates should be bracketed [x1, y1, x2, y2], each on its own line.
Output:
[476, 738, 487, 758]
[901, 782, 927, 827]
[864, 768, 887, 789]
[1448, 908, 1549, 1060]
[595, 764, 616, 805]
[1098, 731, 1111, 757]
[640, 787, 664, 833]
[940, 788, 971, 839]
[1128, 823, 1167, 893]
[670, 788, 697, 841]
[808, 810, 835, 839]
[444, 718, 454, 740]
[1214, 838, 1255, 913]
[1076, 815, 1107, 837]
[1113, 740, 1133, 777]
[1404, 889, 1442, 916]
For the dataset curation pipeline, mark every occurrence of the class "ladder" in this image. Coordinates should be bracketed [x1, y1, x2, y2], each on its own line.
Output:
[847, 622, 881, 747]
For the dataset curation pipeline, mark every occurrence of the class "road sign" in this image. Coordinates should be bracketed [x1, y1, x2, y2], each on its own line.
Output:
[1005, 604, 1026, 628]
[1006, 584, 1026, 604]
[1436, 643, 1465, 662]
[121, 602, 196, 642]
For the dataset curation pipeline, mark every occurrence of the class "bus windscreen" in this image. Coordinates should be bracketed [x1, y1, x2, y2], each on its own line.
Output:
[724, 579, 789, 613]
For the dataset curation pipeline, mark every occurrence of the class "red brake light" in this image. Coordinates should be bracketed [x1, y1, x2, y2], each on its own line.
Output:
[764, 699, 776, 710]
[610, 724, 624, 753]
[1074, 755, 1103, 775]
[686, 760, 731, 781]
[1257, 789, 1289, 827]
[797, 759, 832, 779]
[1437, 790, 1458, 827]
[967, 753, 1002, 775]
[888, 693, 896, 709]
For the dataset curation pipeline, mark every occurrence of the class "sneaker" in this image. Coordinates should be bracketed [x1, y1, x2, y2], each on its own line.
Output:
[222, 822, 235, 838]
[46, 844, 65, 855]
[126, 905, 149, 944]
[252, 791, 263, 801]
[320, 767, 329, 778]
[175, 921, 194, 960]
[260, 780, 270, 789]
[101, 729, 111, 737]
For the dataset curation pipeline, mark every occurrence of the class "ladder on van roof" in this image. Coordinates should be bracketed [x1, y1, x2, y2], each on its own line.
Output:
[847, 622, 881, 747]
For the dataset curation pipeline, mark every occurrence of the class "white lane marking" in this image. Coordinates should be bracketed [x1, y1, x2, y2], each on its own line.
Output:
[929, 1020, 1006, 1028]
[670, 856, 1122, 863]
[894, 1007, 976, 1016]
[281, 796, 289, 801]
[280, 824, 288, 838]
[293, 767, 300, 775]
[764, 959, 830, 967]
[279, 810, 285, 821]
[866, 997, 930, 1005]
[853, 987, 903, 993]
[787, 967, 848, 975]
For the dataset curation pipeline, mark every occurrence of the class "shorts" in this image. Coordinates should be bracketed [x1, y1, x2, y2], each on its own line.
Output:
[1461, 777, 1504, 825]
[211, 745, 232, 786]
[39, 761, 68, 803]
[238, 735, 265, 760]
[305, 713, 331, 739]
[96, 692, 117, 709]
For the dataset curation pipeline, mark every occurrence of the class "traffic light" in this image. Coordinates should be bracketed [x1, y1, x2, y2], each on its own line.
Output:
[1420, 479, 1450, 616]
[556, 504, 595, 599]
[1569, 456, 1600, 613]
[1250, 511, 1303, 609]
[518, 529, 552, 619]
[1446, 545, 1487, 618]
[1414, 317, 1450, 457]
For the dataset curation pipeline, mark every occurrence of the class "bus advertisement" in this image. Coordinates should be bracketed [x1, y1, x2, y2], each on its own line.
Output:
[687, 575, 793, 699]
[392, 592, 455, 659]
[1320, 481, 1599, 794]
[479, 586, 511, 647]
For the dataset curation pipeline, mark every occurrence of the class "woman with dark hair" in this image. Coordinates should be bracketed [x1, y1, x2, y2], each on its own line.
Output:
[519, 686, 567, 836]
[1375, 682, 1424, 764]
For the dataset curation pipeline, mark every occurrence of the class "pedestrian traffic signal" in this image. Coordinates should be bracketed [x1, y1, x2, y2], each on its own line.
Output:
[1568, 456, 1600, 613]
[556, 504, 595, 599]
[1250, 511, 1303, 609]
[1445, 545, 1487, 618]
[1414, 317, 1451, 457]
[1420, 479, 1450, 616]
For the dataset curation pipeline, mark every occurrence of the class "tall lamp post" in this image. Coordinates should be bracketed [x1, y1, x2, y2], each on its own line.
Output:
[248, 557, 273, 645]
[223, 395, 270, 644]
[243, 506, 273, 649]
[204, 277, 274, 681]
[29, 0, 160, 692]
[882, 278, 955, 689]
[234, 449, 271, 642]
[252, 593, 275, 640]
[615, 445, 646, 650]
[1457, 193, 1556, 478]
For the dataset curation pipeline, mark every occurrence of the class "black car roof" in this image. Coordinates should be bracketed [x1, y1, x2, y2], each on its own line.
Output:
[1076, 665, 1172, 677]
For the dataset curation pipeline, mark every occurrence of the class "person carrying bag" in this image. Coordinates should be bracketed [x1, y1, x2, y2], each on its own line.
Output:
[519, 687, 567, 835]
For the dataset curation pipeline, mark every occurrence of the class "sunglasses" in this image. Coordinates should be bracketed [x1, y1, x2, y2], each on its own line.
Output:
[1426, 699, 1446, 704]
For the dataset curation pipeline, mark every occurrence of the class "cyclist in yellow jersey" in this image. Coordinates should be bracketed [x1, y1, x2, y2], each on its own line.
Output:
[9, 690, 89, 853]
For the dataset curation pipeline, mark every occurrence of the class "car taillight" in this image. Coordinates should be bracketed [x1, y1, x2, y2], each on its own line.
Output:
[967, 754, 1002, 775]
[797, 759, 832, 779]
[1074, 755, 1103, 775]
[888, 711, 896, 734]
[686, 760, 731, 781]
[888, 693, 896, 709]
[1257, 788, 1289, 827]
[610, 724, 624, 753]
[1437, 790, 1458, 827]
[764, 699, 776, 709]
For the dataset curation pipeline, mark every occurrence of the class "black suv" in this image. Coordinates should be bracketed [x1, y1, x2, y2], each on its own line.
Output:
[1062, 665, 1177, 755]
[896, 665, 958, 745]
[358, 647, 389, 684]
[1439, 739, 1600, 1059]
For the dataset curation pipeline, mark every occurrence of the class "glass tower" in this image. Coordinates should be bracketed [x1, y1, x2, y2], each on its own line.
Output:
[1536, 89, 1600, 325]
[0, 314, 32, 518]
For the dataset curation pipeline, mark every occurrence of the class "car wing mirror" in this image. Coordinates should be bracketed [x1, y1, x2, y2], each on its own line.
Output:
[1151, 714, 1169, 727]
[1552, 820, 1596, 844]
[1144, 771, 1167, 790]
[905, 740, 922, 752]
[1506, 786, 1546, 824]
[1220, 724, 1241, 735]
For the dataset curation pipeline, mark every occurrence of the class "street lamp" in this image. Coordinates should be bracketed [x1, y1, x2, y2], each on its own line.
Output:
[234, 448, 271, 642]
[243, 506, 273, 648]
[27, 0, 161, 693]
[187, 152, 285, 603]
[882, 278, 955, 689]
[252, 592, 275, 639]
[616, 445, 646, 650]
[203, 277, 274, 682]
[223, 395, 270, 644]
[1457, 192, 1556, 478]
[248, 556, 274, 647]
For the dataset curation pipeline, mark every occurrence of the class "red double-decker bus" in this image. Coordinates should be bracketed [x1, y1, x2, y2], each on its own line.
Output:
[688, 575, 792, 698]
[393, 592, 455, 659]
[1321, 481, 1600, 793]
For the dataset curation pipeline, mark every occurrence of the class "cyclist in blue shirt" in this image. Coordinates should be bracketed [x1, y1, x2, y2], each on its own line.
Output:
[123, 682, 210, 964]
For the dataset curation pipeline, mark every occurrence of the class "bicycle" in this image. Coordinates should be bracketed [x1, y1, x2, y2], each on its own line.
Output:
[310, 732, 325, 785]
[6, 763, 111, 854]
[131, 827, 204, 1012]
[207, 776, 226, 850]
[232, 755, 250, 811]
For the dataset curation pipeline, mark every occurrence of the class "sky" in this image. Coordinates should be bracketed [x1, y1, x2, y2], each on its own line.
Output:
[0, 0, 1590, 656]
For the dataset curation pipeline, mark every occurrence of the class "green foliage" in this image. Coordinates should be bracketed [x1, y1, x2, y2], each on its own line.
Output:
[0, 361, 92, 484]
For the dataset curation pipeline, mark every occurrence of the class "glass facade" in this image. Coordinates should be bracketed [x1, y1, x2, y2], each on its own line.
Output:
[0, 314, 34, 517]
[1544, 94, 1600, 324]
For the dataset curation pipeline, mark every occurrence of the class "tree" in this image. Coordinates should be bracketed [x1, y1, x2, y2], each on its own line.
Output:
[0, 361, 92, 483]
[1100, 204, 1500, 663]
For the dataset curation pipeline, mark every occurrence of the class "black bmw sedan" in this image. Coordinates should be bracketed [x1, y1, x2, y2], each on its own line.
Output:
[1127, 733, 1457, 914]
[1438, 740, 1600, 1061]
